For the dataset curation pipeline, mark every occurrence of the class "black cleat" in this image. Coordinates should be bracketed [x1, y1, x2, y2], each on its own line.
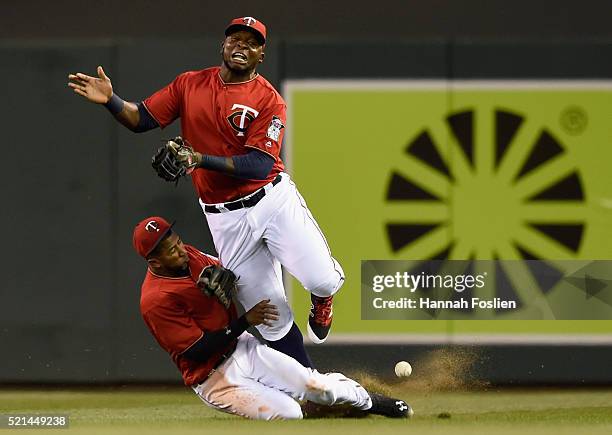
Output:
[307, 294, 334, 344]
[367, 392, 413, 418]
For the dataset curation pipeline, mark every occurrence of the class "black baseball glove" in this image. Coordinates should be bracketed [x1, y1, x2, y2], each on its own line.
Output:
[151, 136, 199, 183]
[197, 265, 238, 309]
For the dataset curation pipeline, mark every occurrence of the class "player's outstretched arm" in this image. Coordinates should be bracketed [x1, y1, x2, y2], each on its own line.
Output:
[67, 65, 142, 131]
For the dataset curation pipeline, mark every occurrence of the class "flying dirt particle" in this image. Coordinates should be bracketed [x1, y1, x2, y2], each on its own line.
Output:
[437, 412, 451, 419]
[402, 347, 488, 392]
[345, 371, 393, 397]
[348, 346, 489, 395]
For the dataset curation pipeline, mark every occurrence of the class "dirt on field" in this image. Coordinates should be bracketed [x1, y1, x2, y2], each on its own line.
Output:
[405, 346, 489, 391]
[350, 347, 489, 395]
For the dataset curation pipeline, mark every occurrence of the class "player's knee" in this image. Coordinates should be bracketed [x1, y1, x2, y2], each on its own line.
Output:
[304, 375, 336, 405]
[307, 266, 345, 298]
[301, 257, 344, 297]
[283, 401, 304, 420]
[264, 401, 303, 420]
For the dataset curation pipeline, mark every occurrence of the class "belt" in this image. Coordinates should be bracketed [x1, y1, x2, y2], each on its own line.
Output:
[212, 349, 233, 370]
[195, 341, 238, 386]
[204, 174, 282, 214]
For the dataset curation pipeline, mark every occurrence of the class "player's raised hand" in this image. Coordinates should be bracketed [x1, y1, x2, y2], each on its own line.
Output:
[245, 299, 279, 326]
[67, 66, 113, 104]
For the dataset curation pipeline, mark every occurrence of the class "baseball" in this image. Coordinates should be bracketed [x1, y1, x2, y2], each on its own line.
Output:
[394, 361, 412, 378]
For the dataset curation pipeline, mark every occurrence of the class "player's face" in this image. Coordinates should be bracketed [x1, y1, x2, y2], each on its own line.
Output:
[222, 30, 264, 73]
[151, 233, 189, 274]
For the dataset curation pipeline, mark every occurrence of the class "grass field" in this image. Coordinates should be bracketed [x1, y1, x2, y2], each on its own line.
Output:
[1, 385, 611, 434]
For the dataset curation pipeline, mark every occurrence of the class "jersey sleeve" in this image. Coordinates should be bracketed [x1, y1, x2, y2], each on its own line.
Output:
[244, 101, 286, 159]
[141, 295, 203, 355]
[142, 73, 187, 129]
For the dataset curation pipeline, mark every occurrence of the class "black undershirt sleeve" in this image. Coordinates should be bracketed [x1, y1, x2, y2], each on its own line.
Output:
[201, 149, 274, 180]
[181, 315, 250, 363]
[134, 102, 160, 133]
[232, 150, 274, 179]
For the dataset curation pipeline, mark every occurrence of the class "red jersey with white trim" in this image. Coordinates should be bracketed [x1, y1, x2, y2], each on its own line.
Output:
[140, 244, 237, 386]
[143, 67, 286, 204]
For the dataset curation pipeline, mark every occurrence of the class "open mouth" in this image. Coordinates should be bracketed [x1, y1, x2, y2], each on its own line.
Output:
[231, 52, 248, 64]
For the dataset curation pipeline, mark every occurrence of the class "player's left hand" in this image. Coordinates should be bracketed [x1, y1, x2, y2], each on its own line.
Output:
[197, 265, 238, 308]
[68, 66, 113, 104]
[151, 136, 202, 183]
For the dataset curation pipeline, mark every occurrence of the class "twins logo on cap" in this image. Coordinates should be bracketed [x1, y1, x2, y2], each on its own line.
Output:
[243, 17, 257, 26]
[133, 216, 174, 258]
[145, 221, 160, 232]
[225, 16, 267, 44]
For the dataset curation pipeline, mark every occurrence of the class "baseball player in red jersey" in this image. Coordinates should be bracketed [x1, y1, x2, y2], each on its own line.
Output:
[69, 17, 339, 367]
[133, 216, 412, 420]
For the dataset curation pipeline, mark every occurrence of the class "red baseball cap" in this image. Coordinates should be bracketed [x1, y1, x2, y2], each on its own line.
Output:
[225, 16, 267, 44]
[133, 216, 174, 258]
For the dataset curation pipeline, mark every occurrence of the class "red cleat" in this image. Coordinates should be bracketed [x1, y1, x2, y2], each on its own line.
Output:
[307, 294, 333, 344]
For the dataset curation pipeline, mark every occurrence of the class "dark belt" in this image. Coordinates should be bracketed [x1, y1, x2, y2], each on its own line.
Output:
[204, 174, 283, 214]
[195, 341, 238, 386]
[212, 346, 235, 370]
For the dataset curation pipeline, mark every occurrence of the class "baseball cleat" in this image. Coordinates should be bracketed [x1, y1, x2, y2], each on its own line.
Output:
[367, 392, 413, 418]
[307, 294, 334, 344]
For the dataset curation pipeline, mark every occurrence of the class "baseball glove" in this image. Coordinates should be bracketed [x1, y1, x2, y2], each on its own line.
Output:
[151, 136, 199, 183]
[197, 265, 238, 309]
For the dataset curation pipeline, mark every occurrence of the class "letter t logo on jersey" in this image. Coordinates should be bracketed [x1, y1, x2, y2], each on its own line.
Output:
[227, 104, 260, 136]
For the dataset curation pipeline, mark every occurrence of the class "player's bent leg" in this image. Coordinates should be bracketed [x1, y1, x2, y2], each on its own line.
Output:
[264, 194, 345, 297]
[202, 204, 294, 341]
[262, 175, 345, 343]
[228, 248, 294, 340]
[247, 341, 413, 419]
[193, 367, 303, 420]
[260, 175, 345, 298]
[244, 334, 371, 411]
[202, 197, 314, 364]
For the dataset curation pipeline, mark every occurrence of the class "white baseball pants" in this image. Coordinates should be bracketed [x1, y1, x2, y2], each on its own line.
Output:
[200, 173, 345, 340]
[192, 333, 371, 420]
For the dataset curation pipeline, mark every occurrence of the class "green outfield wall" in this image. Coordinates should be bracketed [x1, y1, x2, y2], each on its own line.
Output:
[285, 81, 612, 335]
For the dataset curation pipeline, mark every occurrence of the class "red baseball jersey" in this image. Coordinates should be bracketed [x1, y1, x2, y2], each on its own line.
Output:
[143, 66, 286, 204]
[140, 244, 237, 386]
